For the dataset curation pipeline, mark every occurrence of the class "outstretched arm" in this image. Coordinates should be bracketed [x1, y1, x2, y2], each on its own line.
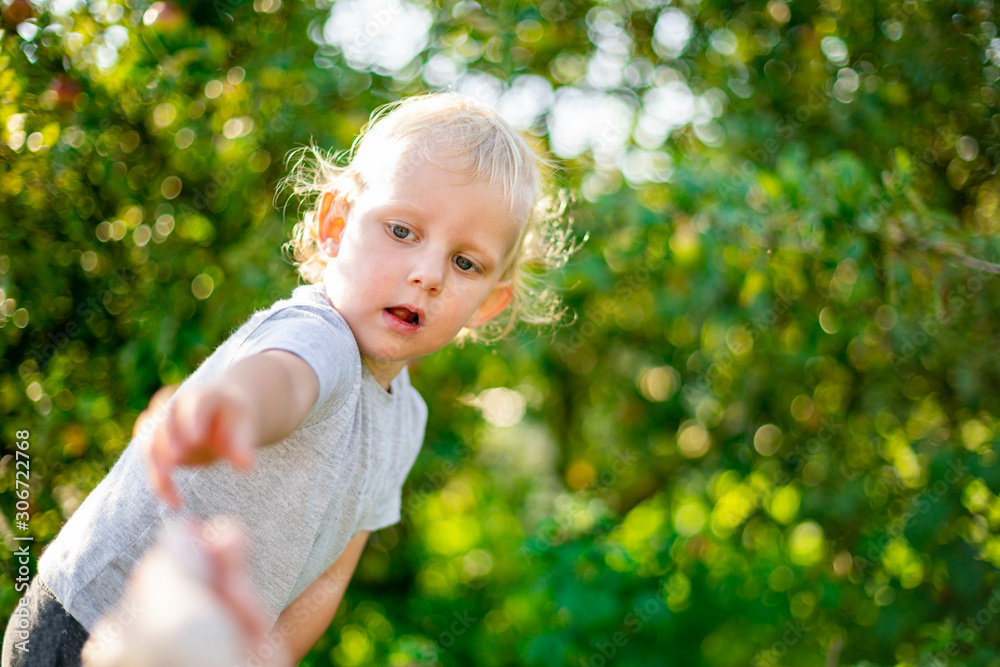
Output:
[145, 349, 320, 507]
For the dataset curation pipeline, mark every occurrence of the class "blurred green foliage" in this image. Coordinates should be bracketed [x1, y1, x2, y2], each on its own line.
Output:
[4, 0, 1000, 665]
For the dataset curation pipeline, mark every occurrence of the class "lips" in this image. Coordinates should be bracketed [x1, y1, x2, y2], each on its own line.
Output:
[386, 306, 420, 326]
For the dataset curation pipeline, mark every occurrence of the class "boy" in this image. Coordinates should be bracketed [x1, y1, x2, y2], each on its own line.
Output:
[2, 92, 575, 665]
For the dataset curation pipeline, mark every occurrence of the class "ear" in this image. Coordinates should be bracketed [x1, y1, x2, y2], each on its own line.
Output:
[317, 190, 349, 257]
[466, 281, 513, 329]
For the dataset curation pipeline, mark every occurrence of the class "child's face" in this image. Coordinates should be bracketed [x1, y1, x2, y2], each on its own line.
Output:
[318, 153, 517, 390]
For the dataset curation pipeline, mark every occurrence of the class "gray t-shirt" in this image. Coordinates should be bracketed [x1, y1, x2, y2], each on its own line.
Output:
[38, 283, 427, 632]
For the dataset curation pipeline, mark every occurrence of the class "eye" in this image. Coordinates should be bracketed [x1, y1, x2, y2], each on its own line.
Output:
[389, 224, 410, 239]
[454, 255, 479, 272]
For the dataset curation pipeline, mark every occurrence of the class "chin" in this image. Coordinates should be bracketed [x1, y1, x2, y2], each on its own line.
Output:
[359, 338, 407, 363]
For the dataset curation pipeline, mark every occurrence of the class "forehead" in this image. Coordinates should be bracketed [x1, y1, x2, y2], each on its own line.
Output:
[356, 148, 523, 260]
[359, 137, 527, 211]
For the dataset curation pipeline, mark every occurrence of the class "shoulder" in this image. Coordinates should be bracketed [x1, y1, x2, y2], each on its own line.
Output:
[236, 285, 358, 362]
[246, 284, 354, 342]
[233, 285, 363, 417]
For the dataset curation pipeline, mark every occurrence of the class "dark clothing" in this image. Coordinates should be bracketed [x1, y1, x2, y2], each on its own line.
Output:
[2, 577, 87, 667]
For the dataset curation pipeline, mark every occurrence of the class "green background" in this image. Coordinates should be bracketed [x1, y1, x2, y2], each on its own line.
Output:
[3, 0, 1000, 665]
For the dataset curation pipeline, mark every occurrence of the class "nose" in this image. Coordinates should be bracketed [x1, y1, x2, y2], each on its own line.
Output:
[408, 250, 445, 294]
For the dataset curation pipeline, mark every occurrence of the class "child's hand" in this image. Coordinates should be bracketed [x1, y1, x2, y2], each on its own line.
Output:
[145, 385, 258, 507]
[142, 349, 319, 507]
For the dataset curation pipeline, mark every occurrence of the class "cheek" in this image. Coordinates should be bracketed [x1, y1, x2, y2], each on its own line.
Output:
[327, 254, 373, 302]
[446, 282, 488, 315]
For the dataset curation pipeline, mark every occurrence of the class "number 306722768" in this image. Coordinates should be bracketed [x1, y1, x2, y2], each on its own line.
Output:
[14, 430, 31, 528]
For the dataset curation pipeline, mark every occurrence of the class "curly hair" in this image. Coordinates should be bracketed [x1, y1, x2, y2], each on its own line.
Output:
[281, 92, 581, 342]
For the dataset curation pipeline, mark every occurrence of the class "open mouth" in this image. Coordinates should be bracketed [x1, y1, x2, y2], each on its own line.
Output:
[386, 307, 419, 326]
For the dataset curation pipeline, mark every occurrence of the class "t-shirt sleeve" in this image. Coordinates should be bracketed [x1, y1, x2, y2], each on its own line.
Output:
[361, 492, 403, 533]
[232, 304, 357, 427]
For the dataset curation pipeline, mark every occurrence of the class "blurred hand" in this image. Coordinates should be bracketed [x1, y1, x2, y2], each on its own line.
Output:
[133, 384, 179, 439]
[144, 385, 259, 508]
[196, 516, 269, 646]
[82, 516, 291, 667]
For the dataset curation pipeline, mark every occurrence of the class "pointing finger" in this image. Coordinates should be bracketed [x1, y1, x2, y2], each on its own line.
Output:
[221, 406, 255, 470]
[148, 428, 181, 508]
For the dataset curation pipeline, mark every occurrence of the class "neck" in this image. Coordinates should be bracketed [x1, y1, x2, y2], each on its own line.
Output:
[360, 354, 405, 392]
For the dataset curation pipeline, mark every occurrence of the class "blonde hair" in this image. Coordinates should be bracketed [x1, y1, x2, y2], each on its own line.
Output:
[281, 92, 580, 342]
